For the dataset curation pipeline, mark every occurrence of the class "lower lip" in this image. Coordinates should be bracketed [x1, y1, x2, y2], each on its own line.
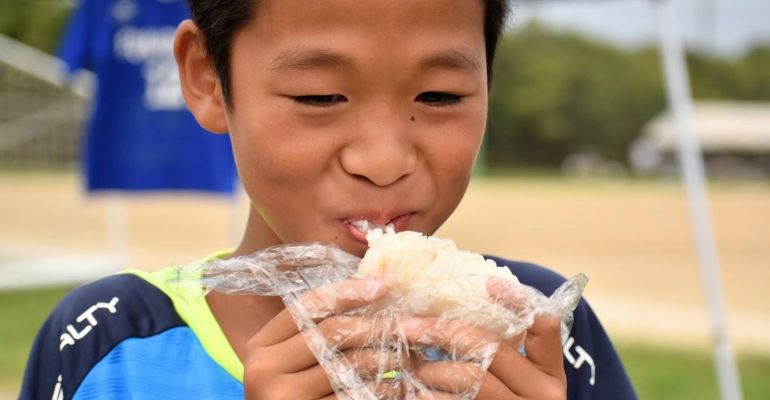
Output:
[389, 213, 413, 232]
[342, 213, 414, 246]
[345, 223, 369, 245]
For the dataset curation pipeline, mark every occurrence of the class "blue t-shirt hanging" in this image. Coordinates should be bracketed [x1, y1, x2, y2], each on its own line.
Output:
[59, 0, 237, 194]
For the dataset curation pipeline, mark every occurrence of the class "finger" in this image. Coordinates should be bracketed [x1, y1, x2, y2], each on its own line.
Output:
[370, 380, 405, 399]
[250, 278, 386, 346]
[403, 318, 501, 361]
[413, 391, 461, 400]
[286, 364, 334, 400]
[244, 368, 334, 400]
[300, 278, 386, 318]
[413, 361, 484, 394]
[413, 361, 523, 399]
[343, 348, 410, 378]
[283, 367, 355, 400]
[327, 380, 404, 400]
[486, 279, 539, 348]
[493, 343, 565, 399]
[486, 277, 532, 315]
[404, 318, 562, 397]
[524, 315, 566, 380]
[288, 360, 406, 400]
[265, 314, 401, 372]
[474, 372, 526, 400]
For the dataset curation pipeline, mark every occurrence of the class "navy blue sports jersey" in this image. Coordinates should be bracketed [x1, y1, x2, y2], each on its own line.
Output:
[58, 0, 237, 193]
[20, 254, 637, 399]
[487, 256, 638, 400]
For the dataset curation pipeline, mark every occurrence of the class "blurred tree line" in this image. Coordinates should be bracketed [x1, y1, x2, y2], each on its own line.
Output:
[1, 2, 769, 169]
[488, 23, 770, 168]
[0, 0, 72, 54]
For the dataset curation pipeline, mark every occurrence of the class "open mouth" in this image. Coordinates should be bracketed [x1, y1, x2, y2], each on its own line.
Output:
[341, 213, 414, 245]
[351, 220, 393, 234]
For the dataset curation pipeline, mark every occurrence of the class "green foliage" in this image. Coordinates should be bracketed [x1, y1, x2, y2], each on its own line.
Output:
[487, 23, 770, 168]
[734, 47, 770, 100]
[0, 0, 74, 53]
[1, 5, 769, 169]
[487, 24, 666, 167]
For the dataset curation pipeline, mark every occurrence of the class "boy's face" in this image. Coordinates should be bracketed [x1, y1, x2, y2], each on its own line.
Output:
[225, 0, 487, 256]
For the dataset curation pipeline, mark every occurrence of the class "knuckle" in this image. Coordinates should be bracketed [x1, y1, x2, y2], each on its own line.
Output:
[243, 360, 270, 385]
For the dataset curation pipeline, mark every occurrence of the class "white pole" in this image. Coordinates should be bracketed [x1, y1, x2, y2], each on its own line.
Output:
[653, 1, 742, 399]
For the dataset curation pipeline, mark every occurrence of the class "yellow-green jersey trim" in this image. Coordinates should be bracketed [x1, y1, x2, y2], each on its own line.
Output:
[124, 249, 244, 383]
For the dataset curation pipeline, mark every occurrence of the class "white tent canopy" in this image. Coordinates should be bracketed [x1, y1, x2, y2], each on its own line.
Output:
[644, 100, 770, 152]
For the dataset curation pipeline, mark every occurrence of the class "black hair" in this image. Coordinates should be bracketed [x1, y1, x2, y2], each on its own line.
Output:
[186, 0, 511, 109]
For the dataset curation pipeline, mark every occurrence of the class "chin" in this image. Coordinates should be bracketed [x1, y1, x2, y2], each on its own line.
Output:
[338, 239, 369, 258]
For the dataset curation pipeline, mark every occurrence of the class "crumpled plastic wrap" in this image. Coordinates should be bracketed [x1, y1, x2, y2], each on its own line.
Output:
[172, 230, 588, 400]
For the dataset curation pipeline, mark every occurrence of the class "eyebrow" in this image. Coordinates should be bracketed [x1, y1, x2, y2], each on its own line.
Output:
[270, 47, 482, 73]
[420, 49, 482, 72]
[271, 48, 354, 72]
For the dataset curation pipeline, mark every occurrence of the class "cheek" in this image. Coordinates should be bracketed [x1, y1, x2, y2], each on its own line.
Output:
[229, 107, 332, 187]
[445, 105, 486, 171]
[425, 105, 486, 176]
[421, 106, 485, 218]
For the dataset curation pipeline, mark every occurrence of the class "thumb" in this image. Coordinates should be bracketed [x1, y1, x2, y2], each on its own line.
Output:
[524, 315, 566, 379]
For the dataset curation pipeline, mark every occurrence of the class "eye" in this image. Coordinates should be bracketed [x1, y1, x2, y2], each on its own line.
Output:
[292, 94, 347, 107]
[415, 91, 463, 107]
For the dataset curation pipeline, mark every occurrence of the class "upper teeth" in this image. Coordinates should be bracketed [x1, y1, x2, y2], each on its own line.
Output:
[352, 220, 394, 233]
[352, 220, 370, 232]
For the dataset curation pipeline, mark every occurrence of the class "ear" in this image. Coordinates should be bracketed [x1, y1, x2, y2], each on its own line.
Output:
[174, 20, 228, 134]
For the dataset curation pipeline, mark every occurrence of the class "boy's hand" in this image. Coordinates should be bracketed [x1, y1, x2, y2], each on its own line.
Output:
[403, 316, 566, 399]
[402, 279, 567, 400]
[244, 278, 396, 400]
[244, 276, 565, 400]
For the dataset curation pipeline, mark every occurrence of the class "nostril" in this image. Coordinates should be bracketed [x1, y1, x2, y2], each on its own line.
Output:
[351, 173, 372, 183]
[339, 143, 417, 187]
[350, 171, 409, 187]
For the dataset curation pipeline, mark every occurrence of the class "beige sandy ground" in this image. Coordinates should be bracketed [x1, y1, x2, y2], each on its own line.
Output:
[1, 172, 768, 396]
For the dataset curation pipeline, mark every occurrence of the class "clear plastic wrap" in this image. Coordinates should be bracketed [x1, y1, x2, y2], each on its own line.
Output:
[171, 230, 588, 400]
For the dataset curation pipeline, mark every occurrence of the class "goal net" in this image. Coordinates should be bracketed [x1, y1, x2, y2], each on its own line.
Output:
[0, 34, 128, 289]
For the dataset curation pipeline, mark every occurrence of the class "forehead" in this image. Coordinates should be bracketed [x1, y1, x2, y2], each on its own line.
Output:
[235, 0, 486, 72]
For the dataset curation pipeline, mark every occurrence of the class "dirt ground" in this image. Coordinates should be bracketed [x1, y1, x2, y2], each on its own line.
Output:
[1, 172, 768, 354]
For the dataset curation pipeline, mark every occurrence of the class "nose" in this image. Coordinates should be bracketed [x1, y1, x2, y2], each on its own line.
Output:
[340, 111, 418, 187]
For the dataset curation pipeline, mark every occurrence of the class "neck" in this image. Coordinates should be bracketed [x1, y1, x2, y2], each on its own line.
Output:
[208, 206, 286, 362]
[230, 206, 282, 258]
[206, 290, 285, 362]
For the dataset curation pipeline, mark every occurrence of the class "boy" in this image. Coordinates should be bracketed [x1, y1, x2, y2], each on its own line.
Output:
[20, 0, 637, 399]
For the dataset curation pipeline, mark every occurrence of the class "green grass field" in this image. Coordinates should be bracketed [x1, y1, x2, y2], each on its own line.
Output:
[1, 285, 768, 398]
[0, 285, 72, 392]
